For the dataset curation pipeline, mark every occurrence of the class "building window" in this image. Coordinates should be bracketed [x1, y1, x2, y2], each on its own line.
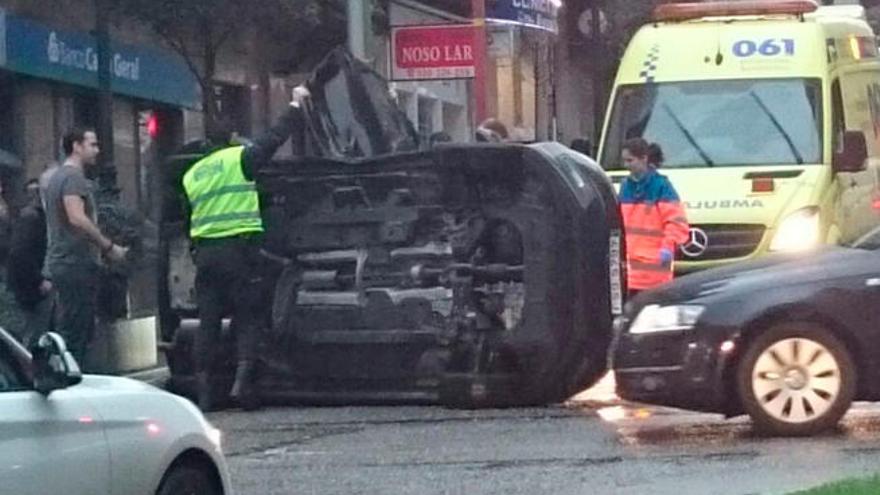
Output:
[417, 95, 435, 144]
[212, 83, 251, 137]
[0, 76, 15, 154]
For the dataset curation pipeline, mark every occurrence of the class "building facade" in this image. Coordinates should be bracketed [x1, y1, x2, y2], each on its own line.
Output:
[381, 0, 473, 144]
[0, 0, 294, 215]
[376, 0, 561, 145]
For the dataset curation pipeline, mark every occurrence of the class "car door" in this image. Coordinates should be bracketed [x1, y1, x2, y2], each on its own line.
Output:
[0, 335, 111, 495]
[847, 242, 880, 378]
[833, 72, 880, 244]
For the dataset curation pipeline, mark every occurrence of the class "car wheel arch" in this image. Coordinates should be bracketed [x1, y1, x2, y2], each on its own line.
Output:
[156, 448, 224, 495]
[720, 305, 865, 416]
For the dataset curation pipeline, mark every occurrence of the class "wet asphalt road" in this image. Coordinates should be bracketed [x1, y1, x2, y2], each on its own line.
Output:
[208, 381, 880, 495]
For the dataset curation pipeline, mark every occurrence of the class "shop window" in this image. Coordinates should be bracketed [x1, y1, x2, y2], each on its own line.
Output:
[0, 77, 14, 153]
[442, 102, 466, 142]
[212, 83, 251, 137]
[73, 92, 99, 128]
[417, 96, 442, 146]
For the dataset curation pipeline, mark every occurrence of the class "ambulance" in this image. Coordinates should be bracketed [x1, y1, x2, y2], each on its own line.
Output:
[598, 0, 880, 271]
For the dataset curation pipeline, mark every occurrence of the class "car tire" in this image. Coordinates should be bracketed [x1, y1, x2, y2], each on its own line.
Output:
[156, 464, 220, 495]
[736, 322, 856, 436]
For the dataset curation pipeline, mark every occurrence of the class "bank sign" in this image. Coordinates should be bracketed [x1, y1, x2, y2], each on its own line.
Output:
[391, 24, 476, 81]
[487, 0, 559, 33]
[0, 9, 199, 108]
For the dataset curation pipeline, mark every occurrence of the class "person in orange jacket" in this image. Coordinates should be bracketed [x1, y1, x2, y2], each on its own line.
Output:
[619, 138, 689, 296]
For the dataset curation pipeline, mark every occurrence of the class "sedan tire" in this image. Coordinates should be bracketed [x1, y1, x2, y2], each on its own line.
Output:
[156, 464, 221, 495]
[736, 322, 856, 436]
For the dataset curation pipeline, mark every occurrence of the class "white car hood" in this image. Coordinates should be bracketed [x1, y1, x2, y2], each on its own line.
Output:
[70, 375, 203, 424]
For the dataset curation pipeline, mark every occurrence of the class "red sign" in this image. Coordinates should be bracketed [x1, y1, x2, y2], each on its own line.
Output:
[391, 24, 477, 81]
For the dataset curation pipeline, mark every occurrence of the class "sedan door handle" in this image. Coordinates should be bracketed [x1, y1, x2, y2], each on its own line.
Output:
[866, 278, 880, 287]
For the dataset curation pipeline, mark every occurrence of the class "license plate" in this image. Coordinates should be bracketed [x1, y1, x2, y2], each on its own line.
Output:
[609, 230, 623, 315]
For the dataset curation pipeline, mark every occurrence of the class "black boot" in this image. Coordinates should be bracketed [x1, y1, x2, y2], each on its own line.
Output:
[229, 360, 261, 411]
[195, 371, 221, 412]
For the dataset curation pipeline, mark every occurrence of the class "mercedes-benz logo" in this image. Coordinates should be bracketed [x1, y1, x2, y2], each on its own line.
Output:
[681, 227, 709, 258]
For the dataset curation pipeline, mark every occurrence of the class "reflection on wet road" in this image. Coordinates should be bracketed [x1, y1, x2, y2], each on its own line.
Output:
[212, 376, 880, 495]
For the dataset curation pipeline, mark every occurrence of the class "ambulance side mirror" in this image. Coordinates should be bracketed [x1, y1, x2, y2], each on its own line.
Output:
[833, 131, 868, 173]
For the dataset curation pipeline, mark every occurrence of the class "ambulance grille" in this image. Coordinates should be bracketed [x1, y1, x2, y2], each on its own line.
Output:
[678, 224, 765, 261]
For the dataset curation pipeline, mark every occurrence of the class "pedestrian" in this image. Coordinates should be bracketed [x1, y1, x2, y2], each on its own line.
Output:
[44, 128, 127, 365]
[619, 138, 689, 297]
[182, 87, 307, 412]
[475, 118, 509, 143]
[39, 161, 60, 209]
[6, 179, 53, 346]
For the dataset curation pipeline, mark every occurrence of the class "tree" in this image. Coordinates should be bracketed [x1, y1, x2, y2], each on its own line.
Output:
[111, 0, 342, 135]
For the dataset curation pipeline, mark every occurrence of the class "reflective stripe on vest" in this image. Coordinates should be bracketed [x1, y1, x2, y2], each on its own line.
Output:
[183, 146, 264, 239]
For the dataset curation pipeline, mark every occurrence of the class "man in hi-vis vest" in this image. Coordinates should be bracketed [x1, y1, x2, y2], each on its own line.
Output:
[182, 87, 308, 411]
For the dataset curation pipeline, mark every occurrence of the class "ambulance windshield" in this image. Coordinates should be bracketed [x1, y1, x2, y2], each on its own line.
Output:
[601, 78, 822, 169]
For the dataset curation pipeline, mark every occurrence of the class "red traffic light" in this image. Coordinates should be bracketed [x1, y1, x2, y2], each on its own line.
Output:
[146, 112, 160, 138]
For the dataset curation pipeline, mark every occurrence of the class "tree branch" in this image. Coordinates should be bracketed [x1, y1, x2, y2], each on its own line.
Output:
[155, 29, 207, 90]
[215, 25, 237, 52]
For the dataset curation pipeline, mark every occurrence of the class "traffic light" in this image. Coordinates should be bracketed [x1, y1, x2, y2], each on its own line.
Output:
[146, 112, 160, 139]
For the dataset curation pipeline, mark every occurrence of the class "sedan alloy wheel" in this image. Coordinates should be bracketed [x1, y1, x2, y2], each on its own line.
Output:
[737, 322, 856, 436]
[751, 338, 840, 423]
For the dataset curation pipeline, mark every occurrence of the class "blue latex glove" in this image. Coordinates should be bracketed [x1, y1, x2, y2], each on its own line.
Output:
[659, 248, 674, 266]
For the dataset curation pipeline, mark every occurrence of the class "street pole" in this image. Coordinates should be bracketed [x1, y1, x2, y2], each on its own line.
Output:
[347, 0, 370, 61]
[471, 0, 488, 124]
[591, 3, 604, 144]
[95, 0, 115, 191]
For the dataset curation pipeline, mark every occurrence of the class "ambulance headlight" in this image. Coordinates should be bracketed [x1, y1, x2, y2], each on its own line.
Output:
[769, 207, 820, 252]
[629, 304, 704, 334]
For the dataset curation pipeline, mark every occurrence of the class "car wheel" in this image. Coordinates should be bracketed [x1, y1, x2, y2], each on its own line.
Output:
[156, 464, 220, 495]
[736, 322, 856, 436]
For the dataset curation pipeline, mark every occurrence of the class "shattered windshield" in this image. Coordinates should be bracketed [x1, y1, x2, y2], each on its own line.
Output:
[601, 78, 822, 169]
[320, 72, 368, 156]
[307, 49, 419, 159]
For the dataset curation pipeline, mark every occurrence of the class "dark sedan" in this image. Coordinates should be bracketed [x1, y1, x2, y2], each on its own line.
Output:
[612, 228, 880, 436]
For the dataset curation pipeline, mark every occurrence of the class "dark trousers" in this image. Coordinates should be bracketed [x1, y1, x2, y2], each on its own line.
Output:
[18, 294, 55, 348]
[53, 264, 98, 365]
[193, 240, 263, 374]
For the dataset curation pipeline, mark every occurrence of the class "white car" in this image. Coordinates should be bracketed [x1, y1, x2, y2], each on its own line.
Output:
[0, 329, 232, 495]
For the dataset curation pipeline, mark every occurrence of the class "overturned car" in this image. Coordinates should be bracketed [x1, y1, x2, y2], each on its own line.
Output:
[159, 50, 624, 408]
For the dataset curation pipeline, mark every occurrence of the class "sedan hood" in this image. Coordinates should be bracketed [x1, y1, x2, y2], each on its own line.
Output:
[76, 374, 159, 393]
[642, 246, 872, 304]
[70, 375, 200, 419]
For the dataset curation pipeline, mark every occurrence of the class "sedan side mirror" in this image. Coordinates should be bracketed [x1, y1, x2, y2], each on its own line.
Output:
[30, 332, 82, 395]
[833, 130, 868, 173]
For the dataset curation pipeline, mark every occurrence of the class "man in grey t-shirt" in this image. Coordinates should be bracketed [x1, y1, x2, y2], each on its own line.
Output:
[44, 128, 127, 364]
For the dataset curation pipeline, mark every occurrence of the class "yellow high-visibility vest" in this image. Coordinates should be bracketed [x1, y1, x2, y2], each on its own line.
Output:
[182, 146, 263, 239]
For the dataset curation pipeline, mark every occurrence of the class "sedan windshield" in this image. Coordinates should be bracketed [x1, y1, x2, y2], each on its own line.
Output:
[601, 78, 822, 169]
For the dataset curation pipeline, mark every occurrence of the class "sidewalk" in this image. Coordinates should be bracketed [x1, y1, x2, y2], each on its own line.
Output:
[123, 364, 170, 388]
